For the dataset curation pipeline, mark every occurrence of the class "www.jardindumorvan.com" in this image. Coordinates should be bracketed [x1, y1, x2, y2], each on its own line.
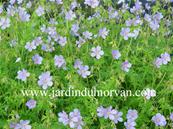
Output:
[20, 87, 156, 99]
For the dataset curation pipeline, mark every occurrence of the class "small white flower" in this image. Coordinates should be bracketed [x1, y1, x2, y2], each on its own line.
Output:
[76, 37, 86, 48]
[17, 69, 30, 81]
[65, 10, 76, 21]
[56, 0, 63, 4]
[16, 120, 32, 129]
[84, 0, 99, 8]
[54, 55, 66, 68]
[74, 59, 83, 69]
[91, 46, 104, 59]
[98, 28, 109, 39]
[17, 0, 23, 4]
[15, 57, 21, 63]
[58, 36, 67, 47]
[160, 52, 171, 65]
[121, 61, 132, 72]
[9, 40, 17, 47]
[0, 17, 10, 30]
[154, 57, 162, 68]
[36, 6, 45, 16]
[25, 42, 36, 52]
[77, 65, 91, 78]
[32, 54, 43, 65]
[112, 50, 121, 60]
[7, 6, 16, 16]
[26, 2, 32, 8]
[38, 71, 53, 89]
[18, 7, 30, 22]
[143, 88, 156, 100]
[83, 31, 93, 39]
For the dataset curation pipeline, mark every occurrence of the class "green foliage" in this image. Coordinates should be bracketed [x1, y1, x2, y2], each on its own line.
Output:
[0, 0, 173, 129]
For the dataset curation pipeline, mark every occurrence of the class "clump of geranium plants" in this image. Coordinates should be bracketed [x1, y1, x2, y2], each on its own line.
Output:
[0, 0, 173, 129]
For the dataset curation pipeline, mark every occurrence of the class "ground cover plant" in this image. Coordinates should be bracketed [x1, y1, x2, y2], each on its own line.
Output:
[0, 0, 173, 129]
